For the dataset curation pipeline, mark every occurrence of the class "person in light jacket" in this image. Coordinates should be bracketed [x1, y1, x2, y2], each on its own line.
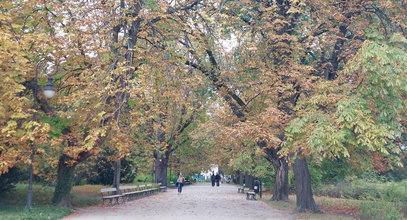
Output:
[176, 173, 185, 195]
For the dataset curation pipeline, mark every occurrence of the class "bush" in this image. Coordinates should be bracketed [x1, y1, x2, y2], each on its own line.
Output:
[0, 168, 24, 196]
[360, 201, 402, 220]
[314, 180, 407, 203]
[76, 157, 137, 186]
[134, 173, 153, 183]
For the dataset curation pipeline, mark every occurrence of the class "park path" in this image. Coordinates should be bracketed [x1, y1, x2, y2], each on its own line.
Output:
[63, 183, 293, 220]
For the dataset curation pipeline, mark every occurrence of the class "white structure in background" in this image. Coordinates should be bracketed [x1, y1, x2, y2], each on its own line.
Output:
[201, 164, 219, 181]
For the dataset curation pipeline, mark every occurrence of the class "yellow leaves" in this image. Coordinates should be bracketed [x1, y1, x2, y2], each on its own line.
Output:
[342, 148, 350, 158]
[255, 147, 265, 157]
[10, 112, 31, 119]
[199, 11, 215, 24]
[93, 111, 106, 122]
[1, 120, 18, 136]
[82, 128, 103, 150]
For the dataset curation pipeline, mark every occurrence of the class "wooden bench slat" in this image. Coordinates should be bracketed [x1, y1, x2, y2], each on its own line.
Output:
[100, 183, 160, 205]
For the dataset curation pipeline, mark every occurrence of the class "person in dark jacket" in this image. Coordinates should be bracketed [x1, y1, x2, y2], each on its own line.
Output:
[215, 173, 221, 187]
[210, 173, 215, 187]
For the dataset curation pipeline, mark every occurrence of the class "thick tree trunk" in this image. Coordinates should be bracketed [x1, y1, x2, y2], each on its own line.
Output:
[293, 157, 320, 213]
[154, 157, 168, 186]
[245, 173, 254, 189]
[265, 147, 289, 201]
[52, 156, 76, 208]
[271, 159, 289, 201]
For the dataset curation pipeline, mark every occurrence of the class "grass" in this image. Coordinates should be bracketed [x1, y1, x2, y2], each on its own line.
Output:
[0, 184, 102, 220]
[295, 213, 354, 220]
[261, 193, 357, 220]
[314, 196, 360, 218]
[262, 192, 406, 220]
[0, 205, 71, 220]
[264, 197, 356, 219]
[315, 180, 407, 203]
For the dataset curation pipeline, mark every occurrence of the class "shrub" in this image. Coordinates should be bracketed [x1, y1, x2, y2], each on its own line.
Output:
[314, 180, 407, 203]
[381, 181, 407, 203]
[360, 201, 402, 220]
[134, 173, 153, 183]
[77, 157, 136, 186]
[0, 168, 24, 196]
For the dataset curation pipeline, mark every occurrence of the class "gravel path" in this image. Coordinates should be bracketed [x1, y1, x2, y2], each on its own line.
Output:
[63, 183, 293, 220]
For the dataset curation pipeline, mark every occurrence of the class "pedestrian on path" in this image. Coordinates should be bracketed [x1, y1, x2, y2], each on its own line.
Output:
[177, 172, 185, 195]
[215, 173, 221, 187]
[210, 173, 215, 187]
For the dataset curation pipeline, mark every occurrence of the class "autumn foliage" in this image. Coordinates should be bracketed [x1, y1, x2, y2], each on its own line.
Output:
[0, 0, 406, 212]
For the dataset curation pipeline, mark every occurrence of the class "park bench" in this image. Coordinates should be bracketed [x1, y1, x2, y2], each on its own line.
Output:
[246, 191, 256, 200]
[159, 183, 167, 192]
[146, 183, 159, 194]
[100, 188, 124, 206]
[238, 185, 247, 193]
[139, 184, 159, 196]
[101, 184, 160, 205]
[119, 185, 142, 201]
[138, 184, 152, 196]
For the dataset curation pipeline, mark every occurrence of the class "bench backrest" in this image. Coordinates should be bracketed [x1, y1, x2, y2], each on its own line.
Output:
[119, 185, 135, 189]
[101, 188, 117, 193]
[102, 184, 154, 194]
[100, 188, 119, 196]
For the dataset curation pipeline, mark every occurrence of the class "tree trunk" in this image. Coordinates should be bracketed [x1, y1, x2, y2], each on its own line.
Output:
[245, 173, 253, 189]
[271, 159, 289, 201]
[238, 171, 243, 185]
[113, 160, 121, 193]
[154, 157, 168, 186]
[52, 156, 76, 208]
[265, 147, 289, 201]
[293, 157, 320, 213]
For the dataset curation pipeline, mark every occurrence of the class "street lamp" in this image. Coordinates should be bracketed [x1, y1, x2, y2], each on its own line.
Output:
[43, 75, 56, 98]
[26, 74, 56, 210]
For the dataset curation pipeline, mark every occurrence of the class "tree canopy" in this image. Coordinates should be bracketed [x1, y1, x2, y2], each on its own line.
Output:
[1, 0, 405, 212]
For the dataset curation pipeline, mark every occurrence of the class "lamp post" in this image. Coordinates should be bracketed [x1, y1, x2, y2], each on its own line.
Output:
[26, 74, 56, 210]
[158, 158, 162, 185]
[43, 75, 56, 98]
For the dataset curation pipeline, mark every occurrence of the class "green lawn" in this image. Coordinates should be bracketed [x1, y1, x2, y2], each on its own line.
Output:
[0, 184, 101, 220]
[262, 196, 355, 220]
[0, 205, 71, 220]
[262, 193, 405, 220]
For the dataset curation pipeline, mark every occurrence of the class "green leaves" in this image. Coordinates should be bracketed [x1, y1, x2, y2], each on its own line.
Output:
[41, 116, 70, 138]
[283, 30, 406, 169]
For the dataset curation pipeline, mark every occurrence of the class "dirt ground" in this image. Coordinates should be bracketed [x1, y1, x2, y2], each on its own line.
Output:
[63, 183, 293, 220]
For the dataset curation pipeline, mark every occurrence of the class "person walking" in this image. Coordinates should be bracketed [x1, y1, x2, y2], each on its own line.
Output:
[215, 173, 221, 187]
[210, 173, 215, 187]
[176, 173, 185, 195]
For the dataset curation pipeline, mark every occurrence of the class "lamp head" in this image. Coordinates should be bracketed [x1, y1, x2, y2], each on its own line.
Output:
[43, 77, 56, 98]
